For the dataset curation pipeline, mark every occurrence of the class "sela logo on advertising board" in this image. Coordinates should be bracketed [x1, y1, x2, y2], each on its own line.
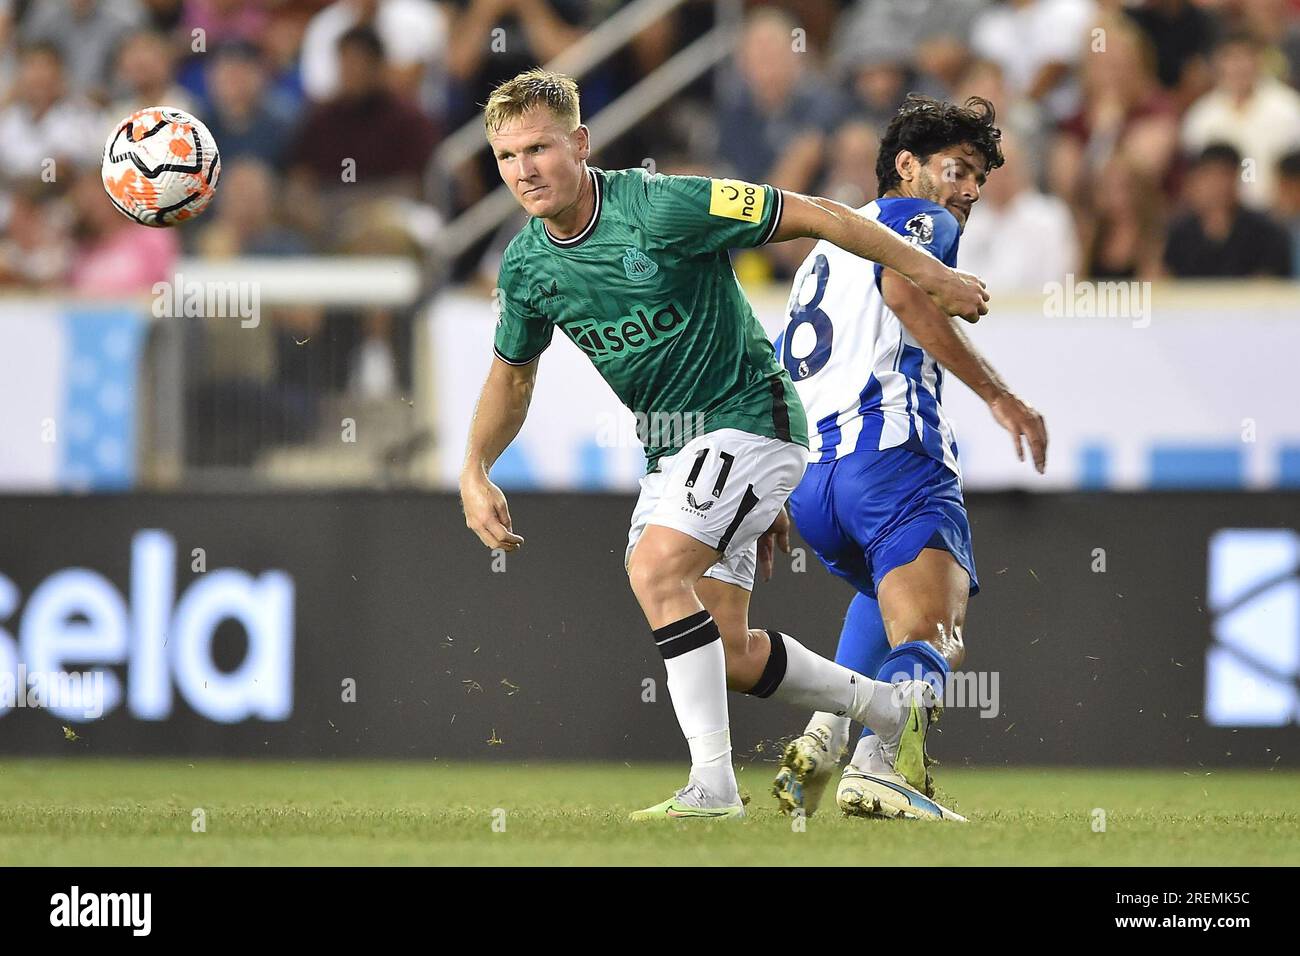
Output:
[0, 529, 294, 724]
[1205, 528, 1300, 727]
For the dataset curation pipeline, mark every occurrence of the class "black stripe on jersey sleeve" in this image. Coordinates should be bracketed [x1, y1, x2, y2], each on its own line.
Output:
[758, 186, 785, 246]
[493, 344, 546, 366]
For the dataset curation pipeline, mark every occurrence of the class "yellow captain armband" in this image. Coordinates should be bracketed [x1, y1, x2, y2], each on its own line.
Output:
[708, 178, 766, 224]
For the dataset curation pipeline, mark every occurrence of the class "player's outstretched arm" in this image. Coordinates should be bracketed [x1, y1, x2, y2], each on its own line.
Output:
[459, 357, 538, 550]
[881, 269, 1048, 473]
[771, 191, 989, 323]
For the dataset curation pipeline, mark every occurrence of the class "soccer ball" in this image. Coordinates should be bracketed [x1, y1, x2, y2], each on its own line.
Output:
[101, 106, 221, 227]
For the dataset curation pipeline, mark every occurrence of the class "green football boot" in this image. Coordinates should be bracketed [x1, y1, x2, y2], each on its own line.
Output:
[630, 783, 746, 821]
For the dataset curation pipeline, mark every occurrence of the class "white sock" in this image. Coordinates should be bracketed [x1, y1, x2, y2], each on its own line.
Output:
[804, 711, 851, 760]
[684, 728, 733, 799]
[849, 733, 891, 773]
[656, 612, 738, 802]
[769, 633, 905, 738]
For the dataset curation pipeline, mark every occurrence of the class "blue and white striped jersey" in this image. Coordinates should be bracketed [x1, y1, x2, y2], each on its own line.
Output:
[774, 197, 964, 476]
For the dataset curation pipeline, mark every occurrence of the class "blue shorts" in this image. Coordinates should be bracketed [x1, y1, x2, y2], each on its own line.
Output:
[788, 446, 978, 599]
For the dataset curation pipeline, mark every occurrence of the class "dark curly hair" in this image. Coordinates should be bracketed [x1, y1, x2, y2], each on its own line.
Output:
[875, 94, 1004, 197]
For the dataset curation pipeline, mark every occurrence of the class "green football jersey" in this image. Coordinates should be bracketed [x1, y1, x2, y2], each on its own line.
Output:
[493, 165, 809, 471]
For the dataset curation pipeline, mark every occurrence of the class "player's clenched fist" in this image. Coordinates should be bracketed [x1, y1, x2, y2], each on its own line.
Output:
[923, 264, 988, 323]
[460, 474, 525, 551]
[949, 270, 988, 324]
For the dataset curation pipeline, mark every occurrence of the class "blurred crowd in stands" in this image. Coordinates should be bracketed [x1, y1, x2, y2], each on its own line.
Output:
[700, 0, 1300, 288]
[3, 0, 1299, 288]
[0, 0, 1298, 466]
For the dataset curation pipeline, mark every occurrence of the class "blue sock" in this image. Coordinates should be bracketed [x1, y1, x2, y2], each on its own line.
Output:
[832, 592, 890, 738]
[875, 640, 950, 698]
[866, 641, 950, 743]
[833, 591, 890, 678]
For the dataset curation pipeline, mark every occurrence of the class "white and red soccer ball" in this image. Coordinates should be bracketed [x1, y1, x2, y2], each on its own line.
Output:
[101, 106, 221, 227]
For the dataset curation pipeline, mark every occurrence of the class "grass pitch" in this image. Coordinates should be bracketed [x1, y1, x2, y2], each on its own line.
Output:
[0, 759, 1296, 866]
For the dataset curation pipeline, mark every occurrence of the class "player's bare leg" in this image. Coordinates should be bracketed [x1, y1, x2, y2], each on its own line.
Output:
[694, 577, 770, 692]
[837, 547, 970, 821]
[877, 547, 969, 670]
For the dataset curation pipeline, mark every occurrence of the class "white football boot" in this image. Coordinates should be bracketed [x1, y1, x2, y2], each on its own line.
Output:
[837, 682, 967, 822]
[772, 725, 844, 817]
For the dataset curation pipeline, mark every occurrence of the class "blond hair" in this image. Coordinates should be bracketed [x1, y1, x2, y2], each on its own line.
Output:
[483, 69, 581, 136]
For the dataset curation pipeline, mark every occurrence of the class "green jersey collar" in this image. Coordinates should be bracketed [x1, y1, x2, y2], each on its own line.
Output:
[543, 168, 602, 249]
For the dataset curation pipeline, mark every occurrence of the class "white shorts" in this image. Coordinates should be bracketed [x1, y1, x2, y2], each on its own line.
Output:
[624, 428, 808, 591]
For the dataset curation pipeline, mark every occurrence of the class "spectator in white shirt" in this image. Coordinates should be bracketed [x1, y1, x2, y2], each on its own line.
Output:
[971, 0, 1099, 126]
[299, 0, 447, 108]
[0, 43, 104, 184]
[957, 134, 1079, 293]
[1182, 30, 1300, 210]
